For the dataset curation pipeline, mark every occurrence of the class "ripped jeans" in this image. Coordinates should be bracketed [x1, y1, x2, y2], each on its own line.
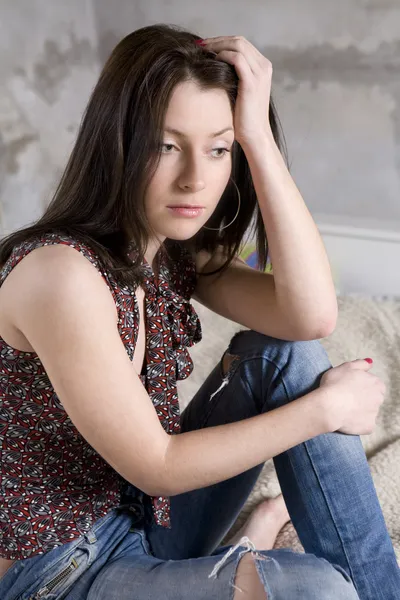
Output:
[1, 330, 399, 600]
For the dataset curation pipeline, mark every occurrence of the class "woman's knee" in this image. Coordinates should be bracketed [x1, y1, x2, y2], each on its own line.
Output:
[314, 562, 360, 600]
[226, 329, 332, 395]
[229, 329, 330, 368]
[234, 549, 359, 600]
[234, 553, 267, 599]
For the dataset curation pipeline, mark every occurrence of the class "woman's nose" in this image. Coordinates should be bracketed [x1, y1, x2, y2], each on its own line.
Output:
[178, 160, 206, 192]
[180, 179, 206, 192]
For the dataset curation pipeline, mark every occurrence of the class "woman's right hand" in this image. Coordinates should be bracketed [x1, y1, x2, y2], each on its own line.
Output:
[319, 359, 386, 435]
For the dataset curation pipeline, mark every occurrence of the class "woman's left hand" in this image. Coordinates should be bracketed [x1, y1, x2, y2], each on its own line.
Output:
[198, 35, 274, 148]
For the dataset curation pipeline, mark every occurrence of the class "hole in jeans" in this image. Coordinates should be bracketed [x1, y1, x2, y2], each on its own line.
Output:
[210, 352, 241, 402]
[221, 351, 240, 377]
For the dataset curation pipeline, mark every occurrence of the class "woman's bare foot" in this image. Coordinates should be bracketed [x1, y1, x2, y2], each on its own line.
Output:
[226, 494, 291, 551]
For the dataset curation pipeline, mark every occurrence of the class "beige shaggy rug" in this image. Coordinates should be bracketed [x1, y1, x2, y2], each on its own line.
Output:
[177, 295, 400, 565]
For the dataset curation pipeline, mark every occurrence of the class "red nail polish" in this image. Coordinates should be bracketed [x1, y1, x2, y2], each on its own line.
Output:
[364, 358, 373, 364]
[195, 39, 206, 46]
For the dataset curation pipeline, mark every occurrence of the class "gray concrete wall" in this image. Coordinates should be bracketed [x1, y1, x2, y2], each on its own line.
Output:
[0, 0, 100, 234]
[1, 0, 400, 236]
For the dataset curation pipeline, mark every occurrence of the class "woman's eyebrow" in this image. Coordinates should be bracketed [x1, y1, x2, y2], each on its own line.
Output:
[164, 126, 234, 138]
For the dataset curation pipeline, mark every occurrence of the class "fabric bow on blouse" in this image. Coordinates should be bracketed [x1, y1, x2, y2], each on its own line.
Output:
[129, 246, 203, 527]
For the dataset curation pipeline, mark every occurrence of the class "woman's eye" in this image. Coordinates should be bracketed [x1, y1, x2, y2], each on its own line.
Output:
[211, 148, 230, 158]
[161, 143, 175, 153]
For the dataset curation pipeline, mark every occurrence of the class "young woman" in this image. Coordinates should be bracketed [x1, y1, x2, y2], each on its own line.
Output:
[0, 24, 398, 600]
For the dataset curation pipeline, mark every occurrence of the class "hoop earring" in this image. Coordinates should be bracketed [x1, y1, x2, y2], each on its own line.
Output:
[202, 178, 241, 231]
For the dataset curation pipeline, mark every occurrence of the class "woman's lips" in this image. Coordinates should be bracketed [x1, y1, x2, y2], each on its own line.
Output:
[167, 206, 205, 218]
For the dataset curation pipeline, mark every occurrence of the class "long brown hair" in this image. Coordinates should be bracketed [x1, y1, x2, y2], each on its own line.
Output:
[0, 23, 288, 287]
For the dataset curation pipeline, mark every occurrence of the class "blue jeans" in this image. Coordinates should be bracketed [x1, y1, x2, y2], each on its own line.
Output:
[1, 330, 398, 599]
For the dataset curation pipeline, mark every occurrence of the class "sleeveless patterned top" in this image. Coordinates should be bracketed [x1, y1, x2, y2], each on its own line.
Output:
[0, 232, 202, 559]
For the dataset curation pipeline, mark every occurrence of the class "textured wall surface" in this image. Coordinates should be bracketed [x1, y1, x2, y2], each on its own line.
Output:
[0, 0, 100, 234]
[1, 0, 400, 236]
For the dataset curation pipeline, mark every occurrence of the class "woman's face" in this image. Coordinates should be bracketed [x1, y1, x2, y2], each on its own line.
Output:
[144, 80, 235, 242]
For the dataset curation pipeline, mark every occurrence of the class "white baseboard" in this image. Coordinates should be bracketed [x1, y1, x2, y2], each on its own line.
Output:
[316, 219, 400, 298]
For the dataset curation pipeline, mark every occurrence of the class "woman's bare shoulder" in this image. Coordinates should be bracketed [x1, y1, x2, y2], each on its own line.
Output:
[1, 243, 117, 333]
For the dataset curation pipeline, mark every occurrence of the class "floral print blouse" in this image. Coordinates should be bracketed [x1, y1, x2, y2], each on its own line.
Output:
[0, 232, 202, 559]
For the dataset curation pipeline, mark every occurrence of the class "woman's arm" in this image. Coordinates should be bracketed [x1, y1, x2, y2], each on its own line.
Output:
[242, 134, 338, 335]
[198, 36, 338, 335]
[13, 245, 334, 498]
[164, 387, 331, 495]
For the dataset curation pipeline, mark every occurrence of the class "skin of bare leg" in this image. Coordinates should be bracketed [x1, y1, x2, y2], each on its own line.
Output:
[227, 494, 291, 550]
[234, 554, 267, 600]
[229, 496, 290, 599]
